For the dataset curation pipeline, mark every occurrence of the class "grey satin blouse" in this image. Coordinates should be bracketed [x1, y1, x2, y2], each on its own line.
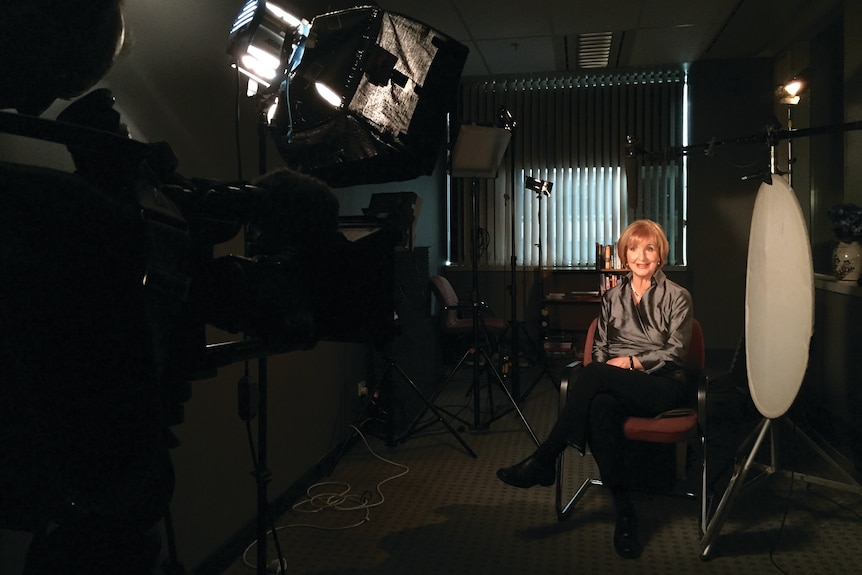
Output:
[592, 269, 693, 374]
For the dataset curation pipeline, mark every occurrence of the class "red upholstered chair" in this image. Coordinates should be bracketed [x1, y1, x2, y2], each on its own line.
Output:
[429, 274, 506, 354]
[555, 317, 709, 531]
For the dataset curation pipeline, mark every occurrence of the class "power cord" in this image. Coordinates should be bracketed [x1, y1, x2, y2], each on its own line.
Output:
[240, 424, 409, 571]
[767, 469, 794, 575]
[805, 483, 862, 521]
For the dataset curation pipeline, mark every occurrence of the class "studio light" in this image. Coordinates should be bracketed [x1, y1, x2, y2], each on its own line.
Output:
[268, 6, 469, 187]
[226, 3, 467, 187]
[450, 124, 511, 179]
[525, 176, 553, 196]
[227, 0, 309, 97]
[314, 83, 342, 108]
[777, 75, 807, 105]
[775, 72, 808, 182]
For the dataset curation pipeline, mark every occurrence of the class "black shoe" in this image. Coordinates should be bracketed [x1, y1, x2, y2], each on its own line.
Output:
[613, 511, 642, 559]
[496, 454, 555, 488]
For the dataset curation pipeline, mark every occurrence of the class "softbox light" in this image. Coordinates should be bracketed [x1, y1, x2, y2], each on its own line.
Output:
[269, 7, 468, 187]
[450, 124, 511, 179]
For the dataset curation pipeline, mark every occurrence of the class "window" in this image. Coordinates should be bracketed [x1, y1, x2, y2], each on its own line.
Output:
[449, 69, 687, 268]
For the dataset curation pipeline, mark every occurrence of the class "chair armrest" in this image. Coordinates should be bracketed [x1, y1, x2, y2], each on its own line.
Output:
[443, 300, 498, 318]
[441, 303, 473, 312]
[655, 408, 696, 418]
[696, 371, 709, 435]
[560, 361, 583, 413]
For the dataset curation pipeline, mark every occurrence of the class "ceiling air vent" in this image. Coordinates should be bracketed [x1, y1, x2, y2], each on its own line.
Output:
[577, 32, 613, 68]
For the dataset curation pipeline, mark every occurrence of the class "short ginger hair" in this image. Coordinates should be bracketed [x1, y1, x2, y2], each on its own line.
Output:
[617, 219, 669, 268]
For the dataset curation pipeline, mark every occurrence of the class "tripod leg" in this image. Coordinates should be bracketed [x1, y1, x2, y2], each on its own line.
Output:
[391, 362, 477, 458]
[499, 320, 520, 396]
[517, 322, 559, 402]
[477, 348, 540, 446]
[162, 506, 185, 575]
[401, 347, 474, 436]
[700, 418, 772, 560]
[780, 417, 862, 494]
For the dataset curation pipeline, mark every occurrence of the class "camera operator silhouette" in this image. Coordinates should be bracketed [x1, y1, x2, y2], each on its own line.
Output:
[0, 2, 186, 573]
[1, 2, 341, 573]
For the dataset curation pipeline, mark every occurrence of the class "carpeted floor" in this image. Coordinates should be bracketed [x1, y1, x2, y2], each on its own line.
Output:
[217, 357, 862, 575]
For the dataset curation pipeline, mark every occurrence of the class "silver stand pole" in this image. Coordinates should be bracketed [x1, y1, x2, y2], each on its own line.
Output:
[700, 416, 862, 560]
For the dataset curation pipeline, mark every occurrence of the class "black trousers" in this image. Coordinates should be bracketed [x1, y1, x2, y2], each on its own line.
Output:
[543, 362, 687, 488]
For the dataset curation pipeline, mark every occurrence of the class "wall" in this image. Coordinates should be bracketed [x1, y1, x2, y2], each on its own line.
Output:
[796, 3, 862, 468]
[686, 58, 776, 356]
[845, 1, 862, 205]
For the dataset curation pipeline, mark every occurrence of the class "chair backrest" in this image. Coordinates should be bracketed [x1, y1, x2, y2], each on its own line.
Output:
[429, 275, 461, 330]
[581, 317, 704, 372]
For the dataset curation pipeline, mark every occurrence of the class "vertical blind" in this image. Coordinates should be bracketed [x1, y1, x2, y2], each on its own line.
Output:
[450, 69, 686, 268]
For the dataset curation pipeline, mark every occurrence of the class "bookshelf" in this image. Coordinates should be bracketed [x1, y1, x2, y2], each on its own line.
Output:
[540, 267, 627, 359]
[599, 268, 628, 294]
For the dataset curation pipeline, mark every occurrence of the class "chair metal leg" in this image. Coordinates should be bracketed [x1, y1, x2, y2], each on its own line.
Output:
[700, 434, 709, 535]
[675, 442, 687, 480]
[555, 435, 707, 524]
[555, 448, 601, 521]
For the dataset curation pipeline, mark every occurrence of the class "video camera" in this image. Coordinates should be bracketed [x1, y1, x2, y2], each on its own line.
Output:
[0, 89, 399, 391]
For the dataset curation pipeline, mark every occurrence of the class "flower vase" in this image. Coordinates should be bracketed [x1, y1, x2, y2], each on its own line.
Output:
[832, 240, 862, 282]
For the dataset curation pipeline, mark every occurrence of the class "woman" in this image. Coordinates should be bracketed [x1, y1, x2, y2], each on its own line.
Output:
[496, 219, 693, 560]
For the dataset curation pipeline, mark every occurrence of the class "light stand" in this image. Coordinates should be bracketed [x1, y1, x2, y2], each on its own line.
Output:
[248, 101, 280, 575]
[700, 415, 862, 560]
[517, 176, 557, 401]
[453, 177, 538, 438]
[500, 109, 523, 398]
[227, 4, 311, 571]
[698, 123, 862, 560]
[494, 111, 555, 401]
[404, 124, 538, 443]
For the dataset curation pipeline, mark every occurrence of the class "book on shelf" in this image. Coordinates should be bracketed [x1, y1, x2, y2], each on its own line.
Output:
[595, 242, 622, 269]
[543, 330, 582, 358]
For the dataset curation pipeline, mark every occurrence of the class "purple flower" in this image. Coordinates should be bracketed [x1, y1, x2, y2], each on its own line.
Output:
[828, 203, 862, 242]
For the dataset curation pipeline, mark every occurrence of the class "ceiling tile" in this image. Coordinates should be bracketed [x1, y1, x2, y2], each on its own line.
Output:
[627, 24, 717, 67]
[471, 36, 557, 76]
